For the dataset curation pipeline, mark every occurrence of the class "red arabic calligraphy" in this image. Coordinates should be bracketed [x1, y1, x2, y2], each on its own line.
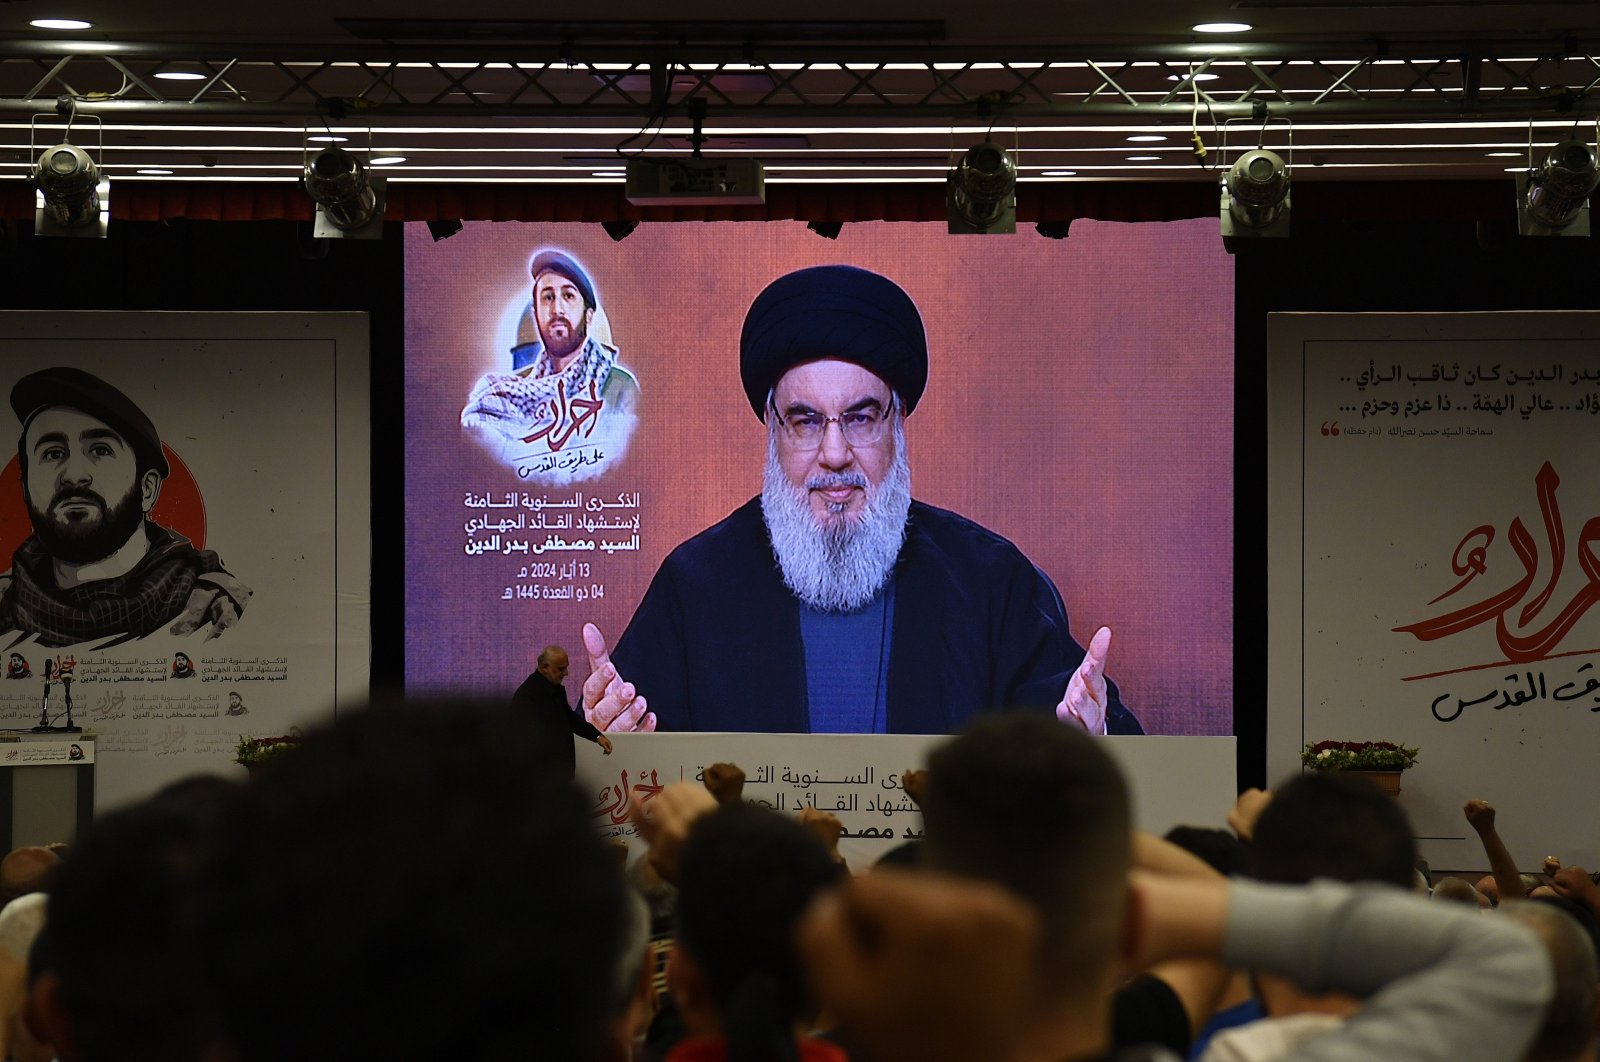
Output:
[1394, 461, 1600, 662]
[522, 380, 604, 453]
[589, 768, 663, 825]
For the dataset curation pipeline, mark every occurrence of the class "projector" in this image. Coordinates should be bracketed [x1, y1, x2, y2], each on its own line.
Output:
[625, 157, 765, 205]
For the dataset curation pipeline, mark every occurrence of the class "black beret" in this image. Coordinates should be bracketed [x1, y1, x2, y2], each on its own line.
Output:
[740, 264, 928, 420]
[528, 249, 597, 310]
[11, 366, 169, 479]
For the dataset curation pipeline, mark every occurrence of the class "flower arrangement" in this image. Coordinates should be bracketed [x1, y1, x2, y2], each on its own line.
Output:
[1301, 740, 1420, 772]
[235, 732, 302, 770]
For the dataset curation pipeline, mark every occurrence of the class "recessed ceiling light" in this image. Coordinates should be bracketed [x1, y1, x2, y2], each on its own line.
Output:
[1167, 73, 1221, 82]
[1040, 169, 1077, 177]
[136, 168, 174, 175]
[154, 70, 208, 81]
[30, 18, 92, 30]
[307, 135, 349, 143]
[370, 155, 407, 165]
[1127, 135, 1168, 143]
[1193, 22, 1252, 33]
[1126, 155, 1162, 162]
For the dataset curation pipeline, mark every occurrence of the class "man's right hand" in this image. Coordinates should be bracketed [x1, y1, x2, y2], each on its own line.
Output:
[1463, 798, 1496, 833]
[1227, 787, 1272, 842]
[631, 781, 717, 885]
[581, 623, 656, 733]
[702, 762, 746, 806]
[798, 870, 1042, 1062]
[1550, 865, 1600, 917]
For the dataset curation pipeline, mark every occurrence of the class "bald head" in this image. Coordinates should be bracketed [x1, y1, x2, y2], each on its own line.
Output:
[1502, 901, 1599, 1062]
[0, 845, 60, 907]
[1431, 877, 1486, 908]
[536, 646, 570, 683]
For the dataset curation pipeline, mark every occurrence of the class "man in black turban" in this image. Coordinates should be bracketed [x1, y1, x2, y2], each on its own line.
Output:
[577, 265, 1140, 736]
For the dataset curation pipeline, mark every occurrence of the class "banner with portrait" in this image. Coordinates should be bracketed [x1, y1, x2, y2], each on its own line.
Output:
[1268, 311, 1600, 869]
[405, 220, 1235, 737]
[0, 312, 371, 811]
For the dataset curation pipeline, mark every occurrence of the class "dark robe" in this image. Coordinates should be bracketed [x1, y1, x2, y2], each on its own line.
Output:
[612, 498, 1142, 735]
[512, 670, 604, 779]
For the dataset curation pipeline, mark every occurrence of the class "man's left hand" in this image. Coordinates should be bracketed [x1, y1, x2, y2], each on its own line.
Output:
[1055, 626, 1111, 734]
[596, 734, 614, 755]
[169, 585, 244, 640]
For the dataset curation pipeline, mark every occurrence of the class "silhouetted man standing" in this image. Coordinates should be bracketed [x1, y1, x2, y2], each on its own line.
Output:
[512, 644, 612, 779]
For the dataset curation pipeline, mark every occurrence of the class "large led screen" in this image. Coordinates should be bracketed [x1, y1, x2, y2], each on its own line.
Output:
[405, 219, 1233, 735]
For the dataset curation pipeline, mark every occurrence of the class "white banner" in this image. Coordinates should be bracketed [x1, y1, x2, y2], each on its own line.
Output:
[0, 312, 371, 810]
[577, 732, 1236, 867]
[1268, 311, 1600, 870]
[0, 738, 94, 766]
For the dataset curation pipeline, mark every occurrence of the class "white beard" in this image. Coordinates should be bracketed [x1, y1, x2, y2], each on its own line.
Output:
[760, 419, 911, 613]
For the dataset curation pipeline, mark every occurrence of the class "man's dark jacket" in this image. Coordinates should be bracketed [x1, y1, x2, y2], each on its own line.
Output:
[512, 670, 604, 779]
[612, 498, 1142, 735]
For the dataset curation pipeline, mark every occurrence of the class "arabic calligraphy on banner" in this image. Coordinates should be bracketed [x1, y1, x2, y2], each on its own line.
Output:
[1334, 360, 1600, 422]
[461, 490, 643, 603]
[1268, 316, 1600, 871]
[589, 763, 925, 841]
[574, 732, 1238, 867]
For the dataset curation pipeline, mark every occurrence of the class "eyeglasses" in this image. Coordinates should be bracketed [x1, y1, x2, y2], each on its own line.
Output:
[771, 399, 894, 450]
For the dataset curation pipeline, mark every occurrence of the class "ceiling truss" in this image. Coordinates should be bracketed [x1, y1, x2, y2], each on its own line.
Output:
[1, 43, 1598, 185]
[0, 48, 1596, 120]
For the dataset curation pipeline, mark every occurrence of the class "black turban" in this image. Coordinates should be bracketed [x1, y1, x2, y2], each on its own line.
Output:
[739, 264, 928, 420]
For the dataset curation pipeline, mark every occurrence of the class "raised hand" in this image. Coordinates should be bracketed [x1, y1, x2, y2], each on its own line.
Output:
[580, 622, 656, 733]
[1056, 626, 1111, 733]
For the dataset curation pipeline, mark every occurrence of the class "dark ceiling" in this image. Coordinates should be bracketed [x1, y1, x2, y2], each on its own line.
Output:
[1, 0, 1598, 188]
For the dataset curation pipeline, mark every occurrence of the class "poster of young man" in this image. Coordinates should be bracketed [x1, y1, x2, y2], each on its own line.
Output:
[0, 312, 370, 809]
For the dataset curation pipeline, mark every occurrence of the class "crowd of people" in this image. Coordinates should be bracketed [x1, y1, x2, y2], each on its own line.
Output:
[0, 701, 1595, 1062]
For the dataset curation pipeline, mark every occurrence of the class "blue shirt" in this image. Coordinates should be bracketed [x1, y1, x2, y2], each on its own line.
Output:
[798, 578, 895, 733]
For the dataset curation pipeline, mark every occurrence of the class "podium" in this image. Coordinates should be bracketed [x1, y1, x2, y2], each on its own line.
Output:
[0, 731, 96, 850]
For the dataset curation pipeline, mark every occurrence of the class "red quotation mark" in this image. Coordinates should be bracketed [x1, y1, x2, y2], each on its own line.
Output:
[1320, 421, 1341, 437]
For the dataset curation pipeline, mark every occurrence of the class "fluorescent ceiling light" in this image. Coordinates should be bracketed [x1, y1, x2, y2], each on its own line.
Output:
[1485, 151, 1520, 157]
[2, 119, 1588, 138]
[1167, 73, 1220, 82]
[370, 155, 407, 165]
[1040, 170, 1078, 176]
[307, 135, 348, 143]
[1126, 155, 1163, 161]
[1193, 22, 1252, 33]
[1127, 135, 1168, 142]
[154, 70, 208, 81]
[591, 170, 624, 177]
[30, 18, 92, 29]
[135, 168, 174, 175]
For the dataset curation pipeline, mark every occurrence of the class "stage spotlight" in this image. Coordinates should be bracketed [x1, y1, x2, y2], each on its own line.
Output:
[32, 142, 108, 238]
[1517, 138, 1600, 236]
[601, 219, 638, 242]
[1220, 148, 1290, 245]
[427, 219, 464, 242]
[303, 147, 386, 240]
[1034, 220, 1070, 240]
[946, 140, 1017, 235]
[807, 221, 843, 240]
